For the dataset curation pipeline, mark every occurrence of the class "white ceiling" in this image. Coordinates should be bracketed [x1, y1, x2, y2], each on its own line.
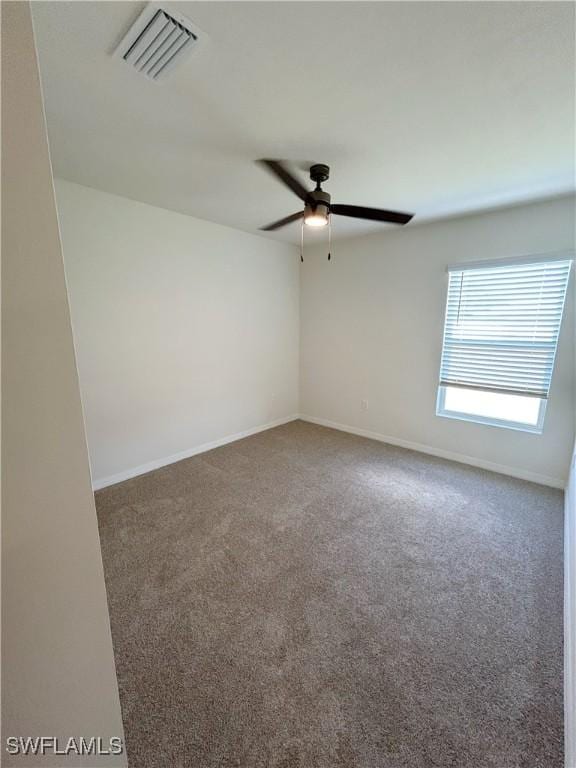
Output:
[32, 1, 575, 243]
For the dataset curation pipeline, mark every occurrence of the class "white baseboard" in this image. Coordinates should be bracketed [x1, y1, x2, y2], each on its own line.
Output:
[94, 411, 565, 491]
[299, 414, 564, 489]
[92, 415, 300, 490]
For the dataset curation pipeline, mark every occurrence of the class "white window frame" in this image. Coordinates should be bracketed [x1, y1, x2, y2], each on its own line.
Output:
[436, 386, 547, 434]
[435, 251, 573, 434]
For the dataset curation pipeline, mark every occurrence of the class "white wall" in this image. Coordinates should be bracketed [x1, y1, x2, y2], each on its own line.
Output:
[2, 4, 126, 765]
[54, 180, 299, 487]
[566, 440, 576, 768]
[301, 196, 575, 487]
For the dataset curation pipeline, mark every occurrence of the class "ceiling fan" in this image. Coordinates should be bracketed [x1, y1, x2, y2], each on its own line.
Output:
[258, 160, 414, 232]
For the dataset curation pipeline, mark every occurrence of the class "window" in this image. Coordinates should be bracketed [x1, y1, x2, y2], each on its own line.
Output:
[436, 256, 572, 433]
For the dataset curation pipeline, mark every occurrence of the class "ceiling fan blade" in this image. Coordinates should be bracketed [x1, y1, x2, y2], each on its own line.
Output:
[260, 211, 303, 231]
[258, 160, 309, 202]
[331, 204, 413, 225]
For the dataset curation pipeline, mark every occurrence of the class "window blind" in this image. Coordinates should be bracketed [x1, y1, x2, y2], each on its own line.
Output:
[439, 258, 572, 399]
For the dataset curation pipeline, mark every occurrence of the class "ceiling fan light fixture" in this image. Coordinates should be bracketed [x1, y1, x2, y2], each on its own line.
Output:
[304, 203, 329, 227]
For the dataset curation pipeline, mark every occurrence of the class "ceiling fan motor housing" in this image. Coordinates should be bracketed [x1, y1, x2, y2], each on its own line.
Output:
[308, 189, 331, 209]
[308, 166, 331, 220]
[305, 190, 331, 227]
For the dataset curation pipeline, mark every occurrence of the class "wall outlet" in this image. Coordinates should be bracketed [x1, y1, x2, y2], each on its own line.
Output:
[361, 399, 369, 411]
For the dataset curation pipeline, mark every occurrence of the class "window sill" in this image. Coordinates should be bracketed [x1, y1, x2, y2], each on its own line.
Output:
[436, 408, 543, 434]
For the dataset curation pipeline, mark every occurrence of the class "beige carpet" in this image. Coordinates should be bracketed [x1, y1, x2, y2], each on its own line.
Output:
[96, 420, 564, 768]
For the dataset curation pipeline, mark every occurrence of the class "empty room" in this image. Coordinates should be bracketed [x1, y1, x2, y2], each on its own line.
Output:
[3, 1, 576, 767]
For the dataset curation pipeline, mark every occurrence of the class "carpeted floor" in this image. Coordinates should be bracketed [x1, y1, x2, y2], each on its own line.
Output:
[96, 420, 564, 768]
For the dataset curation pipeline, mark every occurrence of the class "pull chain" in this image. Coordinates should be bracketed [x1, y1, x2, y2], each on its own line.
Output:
[300, 218, 304, 263]
[327, 214, 332, 261]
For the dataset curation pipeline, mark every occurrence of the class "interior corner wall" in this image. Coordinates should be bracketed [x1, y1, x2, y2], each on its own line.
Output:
[54, 180, 300, 488]
[1, 3, 126, 765]
[300, 196, 576, 487]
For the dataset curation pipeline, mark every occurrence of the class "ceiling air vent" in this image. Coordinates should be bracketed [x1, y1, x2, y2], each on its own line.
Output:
[114, 4, 204, 81]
